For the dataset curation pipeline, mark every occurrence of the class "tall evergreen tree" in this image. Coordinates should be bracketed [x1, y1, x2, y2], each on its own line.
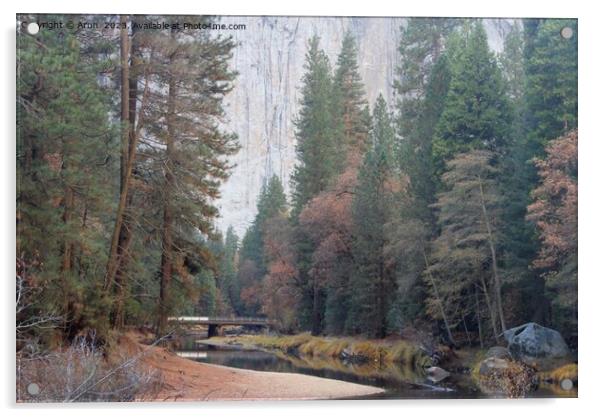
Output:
[289, 36, 338, 334]
[221, 226, 240, 312]
[395, 19, 461, 234]
[524, 19, 577, 150]
[290, 36, 338, 218]
[301, 32, 371, 334]
[527, 130, 578, 342]
[332, 31, 369, 158]
[141, 20, 239, 335]
[239, 175, 287, 274]
[17, 19, 117, 338]
[433, 22, 512, 175]
[427, 150, 506, 341]
[395, 17, 459, 143]
[495, 21, 548, 327]
[238, 175, 287, 314]
[348, 96, 400, 338]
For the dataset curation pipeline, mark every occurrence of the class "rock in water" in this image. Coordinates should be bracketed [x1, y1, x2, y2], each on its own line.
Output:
[426, 366, 450, 383]
[476, 357, 537, 398]
[503, 323, 570, 361]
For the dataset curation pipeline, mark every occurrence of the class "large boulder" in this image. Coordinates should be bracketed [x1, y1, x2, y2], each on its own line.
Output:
[503, 323, 570, 361]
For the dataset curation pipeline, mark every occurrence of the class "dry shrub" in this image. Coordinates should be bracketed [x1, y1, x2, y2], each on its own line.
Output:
[17, 334, 161, 402]
[350, 341, 385, 362]
[385, 341, 422, 366]
[322, 339, 350, 357]
[540, 363, 578, 384]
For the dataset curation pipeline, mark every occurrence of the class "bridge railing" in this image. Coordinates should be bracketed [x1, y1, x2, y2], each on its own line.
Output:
[167, 316, 270, 323]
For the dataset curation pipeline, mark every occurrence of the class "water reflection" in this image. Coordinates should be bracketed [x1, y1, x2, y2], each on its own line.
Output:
[175, 338, 574, 399]
[176, 351, 208, 359]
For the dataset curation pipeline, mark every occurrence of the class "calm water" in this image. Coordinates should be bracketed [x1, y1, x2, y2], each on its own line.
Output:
[176, 337, 574, 400]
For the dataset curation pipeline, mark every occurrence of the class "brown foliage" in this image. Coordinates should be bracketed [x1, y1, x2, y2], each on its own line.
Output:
[299, 166, 358, 289]
[527, 130, 578, 270]
[260, 215, 300, 330]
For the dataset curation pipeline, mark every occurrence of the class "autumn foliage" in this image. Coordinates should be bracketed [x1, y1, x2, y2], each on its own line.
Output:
[527, 130, 578, 270]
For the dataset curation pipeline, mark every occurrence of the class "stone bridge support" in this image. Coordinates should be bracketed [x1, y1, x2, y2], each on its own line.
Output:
[208, 324, 223, 338]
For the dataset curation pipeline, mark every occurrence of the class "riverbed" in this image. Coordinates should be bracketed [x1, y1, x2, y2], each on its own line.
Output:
[176, 336, 576, 400]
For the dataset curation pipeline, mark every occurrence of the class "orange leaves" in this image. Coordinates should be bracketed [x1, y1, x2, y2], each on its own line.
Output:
[299, 166, 357, 243]
[527, 130, 577, 270]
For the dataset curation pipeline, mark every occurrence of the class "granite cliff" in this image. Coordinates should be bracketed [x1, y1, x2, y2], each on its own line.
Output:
[215, 16, 515, 235]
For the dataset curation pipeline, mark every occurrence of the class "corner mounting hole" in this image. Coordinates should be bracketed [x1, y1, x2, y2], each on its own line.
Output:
[560, 27, 573, 39]
[26, 22, 39, 35]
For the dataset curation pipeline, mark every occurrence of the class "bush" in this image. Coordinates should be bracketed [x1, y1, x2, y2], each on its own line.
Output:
[17, 333, 160, 402]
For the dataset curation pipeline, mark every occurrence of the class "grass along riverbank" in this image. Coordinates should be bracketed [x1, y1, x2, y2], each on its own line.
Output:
[203, 333, 435, 369]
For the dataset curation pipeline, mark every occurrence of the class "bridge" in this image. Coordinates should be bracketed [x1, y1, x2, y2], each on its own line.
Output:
[168, 316, 271, 337]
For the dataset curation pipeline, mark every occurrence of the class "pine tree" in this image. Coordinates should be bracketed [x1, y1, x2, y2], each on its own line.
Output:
[524, 19, 577, 149]
[495, 21, 548, 327]
[332, 31, 369, 158]
[239, 175, 287, 274]
[527, 130, 578, 342]
[289, 36, 339, 334]
[290, 36, 338, 218]
[427, 150, 506, 341]
[348, 95, 400, 338]
[433, 22, 512, 175]
[221, 226, 240, 313]
[400, 53, 453, 223]
[392, 19, 461, 330]
[261, 214, 300, 331]
[395, 17, 459, 143]
[17, 19, 117, 338]
[499, 19, 577, 328]
[141, 20, 239, 335]
[499, 22, 526, 105]
[237, 175, 287, 315]
[299, 32, 370, 335]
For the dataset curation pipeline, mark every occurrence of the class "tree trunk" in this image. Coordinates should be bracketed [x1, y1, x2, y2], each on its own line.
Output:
[118, 15, 129, 195]
[423, 250, 456, 346]
[104, 16, 131, 293]
[475, 286, 484, 348]
[377, 247, 387, 339]
[112, 18, 139, 329]
[479, 274, 500, 343]
[110, 15, 131, 328]
[105, 16, 149, 297]
[462, 315, 472, 346]
[477, 175, 506, 333]
[60, 181, 76, 334]
[311, 277, 322, 336]
[61, 186, 75, 274]
[157, 38, 177, 336]
[157, 203, 174, 335]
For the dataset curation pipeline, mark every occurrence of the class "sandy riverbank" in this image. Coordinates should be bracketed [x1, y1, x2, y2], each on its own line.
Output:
[126, 333, 384, 401]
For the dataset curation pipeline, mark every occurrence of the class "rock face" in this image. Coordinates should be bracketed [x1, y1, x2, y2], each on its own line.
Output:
[503, 322, 570, 360]
[215, 16, 517, 235]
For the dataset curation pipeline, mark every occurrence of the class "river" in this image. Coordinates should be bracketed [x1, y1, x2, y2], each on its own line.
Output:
[175, 336, 575, 399]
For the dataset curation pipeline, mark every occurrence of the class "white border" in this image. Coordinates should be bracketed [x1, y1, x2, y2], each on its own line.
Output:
[3, 1, 601, 416]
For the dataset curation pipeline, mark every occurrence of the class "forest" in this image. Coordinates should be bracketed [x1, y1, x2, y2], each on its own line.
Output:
[223, 19, 578, 347]
[17, 14, 577, 380]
